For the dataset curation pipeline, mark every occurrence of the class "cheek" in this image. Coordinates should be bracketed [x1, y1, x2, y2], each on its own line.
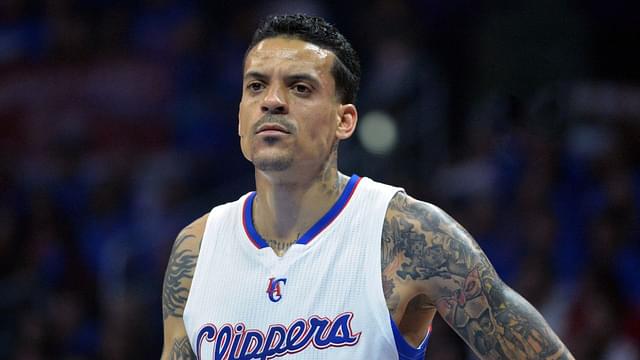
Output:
[238, 127, 251, 160]
[238, 103, 250, 135]
[300, 105, 336, 137]
[237, 103, 253, 160]
[301, 131, 335, 160]
[238, 99, 263, 137]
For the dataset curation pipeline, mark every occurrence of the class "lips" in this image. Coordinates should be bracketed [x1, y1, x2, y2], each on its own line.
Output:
[256, 123, 291, 134]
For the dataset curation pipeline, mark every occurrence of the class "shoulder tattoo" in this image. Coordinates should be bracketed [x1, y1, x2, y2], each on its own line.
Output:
[383, 192, 478, 282]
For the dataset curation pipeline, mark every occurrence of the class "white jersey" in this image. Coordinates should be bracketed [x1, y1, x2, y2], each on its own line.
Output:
[183, 175, 431, 359]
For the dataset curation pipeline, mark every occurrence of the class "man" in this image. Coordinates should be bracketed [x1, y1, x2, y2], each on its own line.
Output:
[161, 14, 574, 359]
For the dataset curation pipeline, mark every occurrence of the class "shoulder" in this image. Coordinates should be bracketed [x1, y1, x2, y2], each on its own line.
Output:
[182, 213, 210, 241]
[385, 191, 464, 236]
[382, 191, 482, 279]
[173, 213, 210, 255]
[174, 193, 250, 254]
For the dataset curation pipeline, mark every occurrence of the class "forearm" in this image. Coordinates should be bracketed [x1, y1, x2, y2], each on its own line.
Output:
[439, 274, 573, 360]
[161, 334, 196, 360]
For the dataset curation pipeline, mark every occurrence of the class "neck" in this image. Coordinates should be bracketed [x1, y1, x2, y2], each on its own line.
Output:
[252, 154, 348, 255]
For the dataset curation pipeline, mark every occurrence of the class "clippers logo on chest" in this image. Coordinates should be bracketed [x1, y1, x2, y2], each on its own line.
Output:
[266, 277, 287, 302]
[195, 312, 361, 360]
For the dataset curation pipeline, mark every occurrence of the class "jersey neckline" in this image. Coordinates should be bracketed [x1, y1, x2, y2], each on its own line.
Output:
[242, 174, 362, 250]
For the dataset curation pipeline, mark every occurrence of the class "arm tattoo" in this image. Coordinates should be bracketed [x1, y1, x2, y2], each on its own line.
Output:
[382, 192, 572, 359]
[381, 273, 398, 313]
[382, 215, 403, 315]
[169, 336, 196, 359]
[163, 231, 198, 320]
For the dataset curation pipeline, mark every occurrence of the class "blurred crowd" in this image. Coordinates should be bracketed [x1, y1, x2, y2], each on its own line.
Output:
[1, 0, 638, 359]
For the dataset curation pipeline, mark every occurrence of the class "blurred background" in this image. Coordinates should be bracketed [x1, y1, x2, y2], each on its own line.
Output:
[1, 0, 639, 359]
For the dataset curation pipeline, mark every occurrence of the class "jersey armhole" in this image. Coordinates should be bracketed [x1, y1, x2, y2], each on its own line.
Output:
[390, 316, 431, 360]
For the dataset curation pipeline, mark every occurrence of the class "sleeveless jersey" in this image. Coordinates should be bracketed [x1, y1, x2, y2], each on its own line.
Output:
[183, 175, 431, 359]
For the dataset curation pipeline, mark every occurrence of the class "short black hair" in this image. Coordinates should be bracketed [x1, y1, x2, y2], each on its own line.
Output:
[246, 14, 361, 104]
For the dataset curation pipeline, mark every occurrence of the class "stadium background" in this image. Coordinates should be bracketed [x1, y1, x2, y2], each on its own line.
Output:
[0, 0, 639, 358]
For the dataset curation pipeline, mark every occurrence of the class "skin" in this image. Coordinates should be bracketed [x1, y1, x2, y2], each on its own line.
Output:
[161, 36, 574, 359]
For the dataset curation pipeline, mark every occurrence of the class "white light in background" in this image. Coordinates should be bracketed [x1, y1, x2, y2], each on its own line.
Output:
[357, 110, 398, 155]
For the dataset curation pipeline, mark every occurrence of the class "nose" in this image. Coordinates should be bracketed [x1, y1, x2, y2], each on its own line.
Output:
[261, 85, 288, 114]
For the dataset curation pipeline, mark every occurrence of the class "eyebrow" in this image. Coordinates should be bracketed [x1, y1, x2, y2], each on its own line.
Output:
[244, 71, 268, 82]
[244, 71, 321, 88]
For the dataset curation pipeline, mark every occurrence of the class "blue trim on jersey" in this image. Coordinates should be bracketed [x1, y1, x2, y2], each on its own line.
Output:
[242, 174, 361, 249]
[390, 315, 431, 360]
[296, 174, 361, 245]
[243, 192, 269, 249]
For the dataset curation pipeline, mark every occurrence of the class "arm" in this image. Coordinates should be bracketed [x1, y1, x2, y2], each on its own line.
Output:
[161, 215, 208, 360]
[383, 192, 573, 359]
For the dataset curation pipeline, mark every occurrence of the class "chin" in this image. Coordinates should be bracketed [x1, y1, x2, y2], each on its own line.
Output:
[254, 155, 294, 172]
[251, 143, 296, 172]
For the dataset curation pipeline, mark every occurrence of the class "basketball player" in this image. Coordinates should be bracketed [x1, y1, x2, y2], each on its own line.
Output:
[161, 14, 574, 359]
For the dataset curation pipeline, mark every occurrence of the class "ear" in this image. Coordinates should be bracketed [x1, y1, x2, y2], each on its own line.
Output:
[335, 104, 358, 140]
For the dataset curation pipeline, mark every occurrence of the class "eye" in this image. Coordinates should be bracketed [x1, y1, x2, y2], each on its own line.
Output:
[292, 83, 312, 95]
[247, 82, 265, 93]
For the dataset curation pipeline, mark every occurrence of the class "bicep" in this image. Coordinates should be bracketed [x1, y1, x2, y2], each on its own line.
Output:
[161, 232, 197, 359]
[162, 231, 198, 320]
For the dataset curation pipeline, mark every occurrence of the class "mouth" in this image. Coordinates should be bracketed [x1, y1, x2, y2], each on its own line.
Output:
[255, 123, 291, 135]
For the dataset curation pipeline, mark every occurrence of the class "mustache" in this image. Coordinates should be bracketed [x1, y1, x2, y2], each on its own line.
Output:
[252, 114, 297, 134]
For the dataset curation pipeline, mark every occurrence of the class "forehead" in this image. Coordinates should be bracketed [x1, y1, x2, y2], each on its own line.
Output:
[244, 37, 336, 75]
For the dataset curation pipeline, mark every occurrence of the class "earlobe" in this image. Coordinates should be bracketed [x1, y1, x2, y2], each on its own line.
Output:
[336, 104, 358, 140]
